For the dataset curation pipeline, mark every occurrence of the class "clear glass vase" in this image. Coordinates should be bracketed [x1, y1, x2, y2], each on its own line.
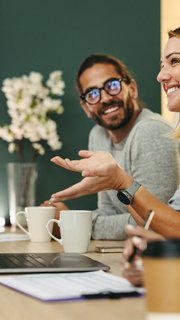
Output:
[7, 162, 38, 225]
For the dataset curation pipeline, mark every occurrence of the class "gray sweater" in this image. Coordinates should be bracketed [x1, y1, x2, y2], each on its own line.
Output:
[89, 109, 180, 239]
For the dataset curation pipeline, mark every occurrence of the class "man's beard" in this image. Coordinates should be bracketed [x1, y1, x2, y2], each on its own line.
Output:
[91, 95, 134, 130]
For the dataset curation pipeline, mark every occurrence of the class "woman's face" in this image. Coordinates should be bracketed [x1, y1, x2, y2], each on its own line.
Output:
[157, 36, 180, 112]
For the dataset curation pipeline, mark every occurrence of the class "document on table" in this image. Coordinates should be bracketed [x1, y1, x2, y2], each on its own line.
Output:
[0, 270, 144, 302]
[0, 233, 29, 242]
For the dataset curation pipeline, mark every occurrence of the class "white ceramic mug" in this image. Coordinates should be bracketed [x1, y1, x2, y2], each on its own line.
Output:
[16, 206, 56, 242]
[46, 210, 92, 253]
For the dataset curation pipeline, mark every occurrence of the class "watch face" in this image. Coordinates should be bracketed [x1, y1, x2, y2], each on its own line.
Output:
[117, 191, 131, 205]
[117, 181, 141, 205]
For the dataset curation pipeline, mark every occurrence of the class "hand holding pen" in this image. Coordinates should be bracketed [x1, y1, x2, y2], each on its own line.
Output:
[122, 211, 156, 286]
[126, 210, 155, 264]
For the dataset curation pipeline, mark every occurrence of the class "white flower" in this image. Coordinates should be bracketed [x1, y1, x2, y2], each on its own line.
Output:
[9, 123, 24, 140]
[0, 127, 14, 142]
[29, 72, 43, 83]
[32, 143, 45, 155]
[0, 70, 65, 160]
[46, 70, 65, 96]
[8, 142, 16, 153]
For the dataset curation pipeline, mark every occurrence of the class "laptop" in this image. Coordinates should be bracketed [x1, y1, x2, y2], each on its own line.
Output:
[0, 252, 110, 274]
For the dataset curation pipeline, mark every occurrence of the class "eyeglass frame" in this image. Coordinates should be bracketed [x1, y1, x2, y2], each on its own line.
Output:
[80, 77, 127, 105]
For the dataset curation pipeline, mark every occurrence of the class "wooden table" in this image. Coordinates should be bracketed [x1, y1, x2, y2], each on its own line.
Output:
[0, 227, 146, 320]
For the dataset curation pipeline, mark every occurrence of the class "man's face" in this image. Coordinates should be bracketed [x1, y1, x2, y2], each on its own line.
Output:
[79, 63, 138, 130]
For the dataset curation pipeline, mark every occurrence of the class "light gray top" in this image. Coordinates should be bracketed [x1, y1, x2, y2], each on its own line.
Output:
[168, 186, 180, 211]
[89, 109, 180, 239]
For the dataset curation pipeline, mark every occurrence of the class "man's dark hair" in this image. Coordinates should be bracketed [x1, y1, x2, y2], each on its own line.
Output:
[76, 54, 132, 94]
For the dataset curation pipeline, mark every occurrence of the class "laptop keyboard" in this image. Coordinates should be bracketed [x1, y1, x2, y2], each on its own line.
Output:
[0, 254, 47, 268]
[0, 253, 110, 273]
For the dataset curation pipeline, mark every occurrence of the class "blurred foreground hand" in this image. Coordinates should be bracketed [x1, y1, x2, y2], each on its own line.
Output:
[123, 225, 164, 286]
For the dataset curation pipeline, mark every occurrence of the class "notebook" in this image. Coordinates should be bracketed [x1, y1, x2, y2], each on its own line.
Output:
[0, 252, 110, 274]
[0, 270, 143, 302]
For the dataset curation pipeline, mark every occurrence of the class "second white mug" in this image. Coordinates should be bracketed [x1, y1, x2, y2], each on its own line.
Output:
[46, 210, 92, 253]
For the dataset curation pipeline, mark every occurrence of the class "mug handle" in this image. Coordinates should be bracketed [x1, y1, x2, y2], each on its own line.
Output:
[46, 219, 62, 244]
[16, 211, 30, 237]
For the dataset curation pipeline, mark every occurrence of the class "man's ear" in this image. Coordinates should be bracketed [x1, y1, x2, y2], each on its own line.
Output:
[80, 100, 92, 118]
[129, 79, 138, 99]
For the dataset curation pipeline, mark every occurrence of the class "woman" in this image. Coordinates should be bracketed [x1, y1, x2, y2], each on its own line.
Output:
[49, 27, 180, 284]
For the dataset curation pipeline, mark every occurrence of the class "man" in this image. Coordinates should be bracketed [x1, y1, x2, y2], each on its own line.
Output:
[49, 54, 179, 240]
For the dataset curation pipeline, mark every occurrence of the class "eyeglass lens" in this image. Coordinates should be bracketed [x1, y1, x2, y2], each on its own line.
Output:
[84, 78, 123, 105]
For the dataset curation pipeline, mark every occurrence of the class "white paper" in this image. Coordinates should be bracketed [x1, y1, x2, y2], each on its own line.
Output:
[0, 233, 29, 242]
[0, 270, 144, 301]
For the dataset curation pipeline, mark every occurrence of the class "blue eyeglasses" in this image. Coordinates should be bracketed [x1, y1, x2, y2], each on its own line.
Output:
[80, 78, 125, 105]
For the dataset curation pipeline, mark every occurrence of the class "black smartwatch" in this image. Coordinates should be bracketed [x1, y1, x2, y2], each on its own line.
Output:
[117, 180, 141, 205]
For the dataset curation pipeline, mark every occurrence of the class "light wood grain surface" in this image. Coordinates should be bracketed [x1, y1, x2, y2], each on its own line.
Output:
[0, 227, 146, 320]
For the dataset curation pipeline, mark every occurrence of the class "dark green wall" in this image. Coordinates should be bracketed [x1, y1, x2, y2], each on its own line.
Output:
[0, 0, 160, 221]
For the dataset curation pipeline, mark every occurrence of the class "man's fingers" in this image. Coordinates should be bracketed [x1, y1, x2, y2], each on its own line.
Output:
[64, 158, 84, 172]
[51, 156, 69, 169]
[78, 150, 95, 158]
[50, 176, 99, 202]
[51, 156, 81, 172]
[50, 181, 88, 201]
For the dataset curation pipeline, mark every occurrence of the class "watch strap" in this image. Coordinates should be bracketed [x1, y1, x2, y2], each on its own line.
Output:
[117, 180, 141, 205]
[126, 180, 141, 195]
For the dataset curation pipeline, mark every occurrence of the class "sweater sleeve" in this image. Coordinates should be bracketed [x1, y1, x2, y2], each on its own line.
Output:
[92, 191, 137, 240]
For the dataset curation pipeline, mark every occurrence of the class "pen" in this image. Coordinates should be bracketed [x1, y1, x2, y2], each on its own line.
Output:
[127, 210, 155, 263]
[81, 290, 140, 300]
[144, 210, 155, 230]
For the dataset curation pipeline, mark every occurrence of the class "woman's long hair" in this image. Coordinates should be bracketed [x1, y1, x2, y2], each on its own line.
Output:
[168, 27, 180, 139]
